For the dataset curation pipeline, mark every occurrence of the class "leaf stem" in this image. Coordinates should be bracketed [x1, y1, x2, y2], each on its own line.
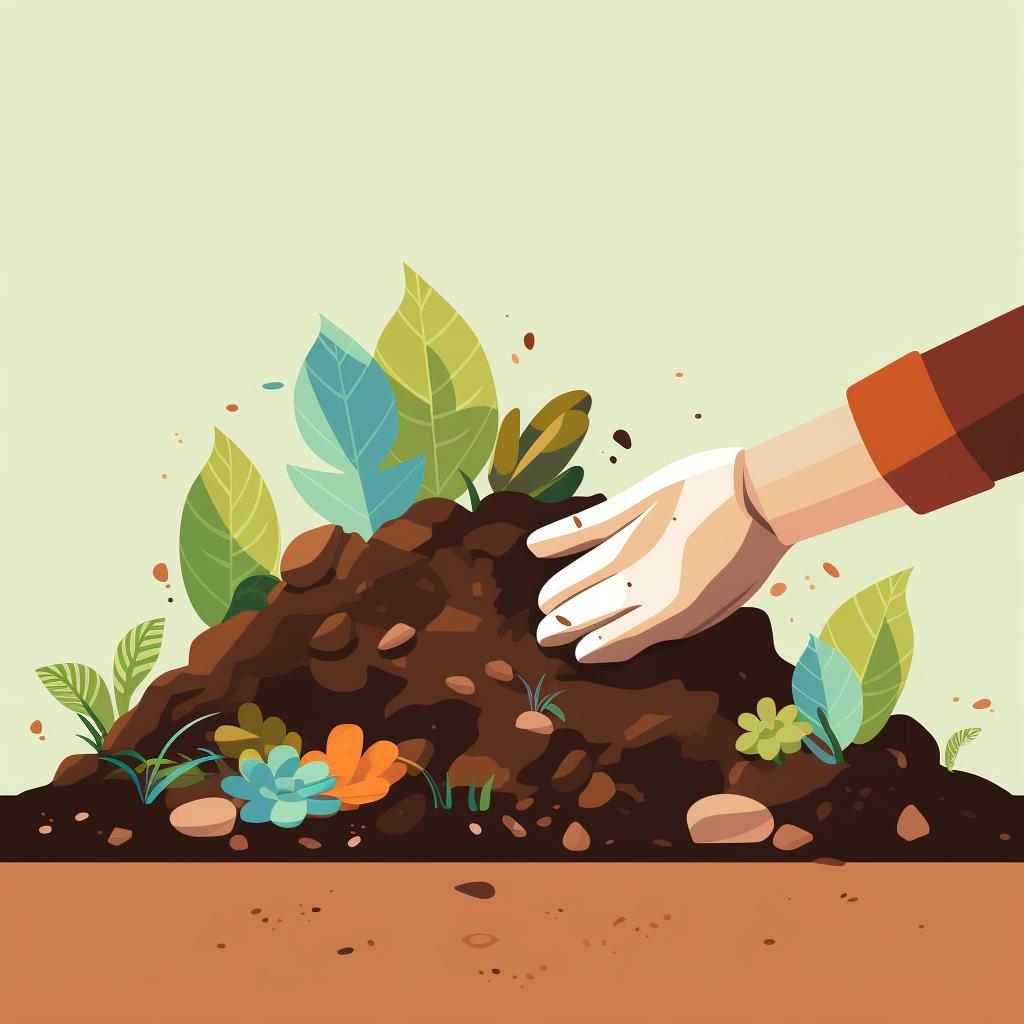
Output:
[817, 708, 845, 765]
[773, 751, 787, 766]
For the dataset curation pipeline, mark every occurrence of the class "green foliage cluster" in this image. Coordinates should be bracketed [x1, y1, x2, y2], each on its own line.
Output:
[35, 618, 166, 751]
[735, 698, 811, 765]
[517, 673, 566, 722]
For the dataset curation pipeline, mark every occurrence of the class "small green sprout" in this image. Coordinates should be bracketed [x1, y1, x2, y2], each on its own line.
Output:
[735, 697, 812, 765]
[517, 673, 565, 721]
[398, 757, 495, 812]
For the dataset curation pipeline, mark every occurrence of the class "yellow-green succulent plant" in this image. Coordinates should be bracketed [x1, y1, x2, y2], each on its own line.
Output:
[735, 697, 812, 765]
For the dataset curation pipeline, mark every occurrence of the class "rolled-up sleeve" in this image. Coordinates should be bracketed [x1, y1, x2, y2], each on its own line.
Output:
[846, 305, 1024, 514]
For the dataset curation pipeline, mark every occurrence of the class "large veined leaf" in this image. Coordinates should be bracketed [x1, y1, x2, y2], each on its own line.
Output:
[820, 569, 914, 743]
[488, 391, 590, 499]
[944, 727, 982, 771]
[180, 428, 281, 626]
[35, 663, 115, 731]
[112, 617, 166, 715]
[374, 264, 498, 500]
[287, 316, 424, 537]
[791, 635, 864, 765]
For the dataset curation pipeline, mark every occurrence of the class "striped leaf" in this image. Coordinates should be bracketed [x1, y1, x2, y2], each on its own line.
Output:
[180, 428, 281, 625]
[944, 727, 982, 771]
[791, 635, 863, 765]
[112, 618, 166, 716]
[820, 569, 914, 743]
[288, 316, 424, 537]
[375, 264, 498, 501]
[35, 663, 115, 731]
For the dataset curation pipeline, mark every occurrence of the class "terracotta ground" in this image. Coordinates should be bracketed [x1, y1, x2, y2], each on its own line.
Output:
[3, 863, 1019, 1022]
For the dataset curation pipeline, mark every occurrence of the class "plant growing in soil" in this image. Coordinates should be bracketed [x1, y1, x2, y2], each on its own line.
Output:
[792, 635, 863, 765]
[515, 673, 566, 734]
[299, 724, 406, 810]
[35, 617, 166, 751]
[735, 698, 812, 765]
[215, 702, 303, 763]
[221, 744, 340, 827]
[944, 727, 983, 771]
[400, 760, 495, 812]
[100, 713, 223, 805]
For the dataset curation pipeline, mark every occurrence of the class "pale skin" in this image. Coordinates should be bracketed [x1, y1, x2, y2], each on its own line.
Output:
[527, 404, 905, 664]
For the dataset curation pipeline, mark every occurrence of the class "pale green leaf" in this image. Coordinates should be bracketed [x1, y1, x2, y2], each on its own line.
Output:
[36, 663, 115, 731]
[374, 264, 498, 500]
[820, 569, 914, 743]
[112, 617, 166, 716]
[943, 727, 982, 771]
[179, 428, 281, 625]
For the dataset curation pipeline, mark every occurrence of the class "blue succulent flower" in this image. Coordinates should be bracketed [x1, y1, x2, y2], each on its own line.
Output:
[221, 744, 340, 828]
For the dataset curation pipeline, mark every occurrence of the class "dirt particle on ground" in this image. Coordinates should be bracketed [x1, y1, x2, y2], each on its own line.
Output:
[216, 942, 226, 949]
[298, 837, 321, 850]
[612, 916, 626, 926]
[337, 947, 354, 956]
[38, 825, 52, 835]
[454, 881, 496, 900]
[29, 720, 42, 735]
[813, 857, 845, 867]
[107, 827, 133, 847]
[152, 563, 169, 583]
[229, 834, 248, 851]
[463, 933, 499, 949]
[502, 815, 527, 838]
[468, 823, 482, 836]
[763, 938, 776, 946]
[769, 582, 787, 597]
[74, 811, 89, 822]
[523, 332, 535, 350]
[347, 835, 362, 848]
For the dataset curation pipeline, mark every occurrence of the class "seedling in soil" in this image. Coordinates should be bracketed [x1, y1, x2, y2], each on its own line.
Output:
[101, 713, 223, 805]
[515, 673, 566, 735]
[735, 697, 812, 765]
[400, 757, 495, 812]
[944, 727, 982, 771]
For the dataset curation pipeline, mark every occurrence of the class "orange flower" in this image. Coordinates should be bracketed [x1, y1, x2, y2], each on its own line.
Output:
[300, 724, 406, 811]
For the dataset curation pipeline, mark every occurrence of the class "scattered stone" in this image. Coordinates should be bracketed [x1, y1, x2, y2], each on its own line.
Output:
[348, 835, 362, 848]
[298, 837, 321, 850]
[886, 748, 909, 769]
[686, 794, 774, 844]
[516, 797, 535, 812]
[280, 524, 345, 588]
[468, 823, 483, 836]
[502, 815, 527, 838]
[536, 815, 552, 827]
[376, 793, 426, 835]
[454, 881, 496, 900]
[309, 612, 354, 654]
[772, 824, 814, 851]
[38, 825, 52, 835]
[897, 804, 930, 842]
[107, 827, 133, 847]
[485, 659, 514, 681]
[562, 821, 591, 852]
[169, 797, 237, 838]
[378, 623, 416, 652]
[516, 710, 553, 734]
[553, 750, 592, 792]
[578, 772, 616, 809]
[228, 834, 249, 852]
[444, 675, 476, 695]
[816, 801, 832, 821]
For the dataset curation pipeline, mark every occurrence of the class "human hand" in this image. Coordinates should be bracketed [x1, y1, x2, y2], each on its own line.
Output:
[526, 448, 789, 663]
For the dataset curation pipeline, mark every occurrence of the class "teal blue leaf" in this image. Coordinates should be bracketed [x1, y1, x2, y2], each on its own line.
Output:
[288, 316, 425, 538]
[791, 635, 863, 765]
[222, 574, 280, 622]
[545, 703, 566, 722]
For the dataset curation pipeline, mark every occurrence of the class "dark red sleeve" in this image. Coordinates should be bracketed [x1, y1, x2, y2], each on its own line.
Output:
[846, 305, 1024, 513]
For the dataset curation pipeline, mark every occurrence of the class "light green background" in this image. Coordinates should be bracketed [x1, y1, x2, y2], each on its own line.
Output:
[2, 1, 1021, 795]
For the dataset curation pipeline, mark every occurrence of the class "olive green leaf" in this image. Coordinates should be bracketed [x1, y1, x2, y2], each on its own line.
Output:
[35, 663, 115, 731]
[819, 569, 914, 744]
[943, 727, 982, 771]
[215, 702, 302, 761]
[180, 428, 281, 626]
[374, 264, 498, 501]
[488, 391, 591, 499]
[112, 617, 166, 716]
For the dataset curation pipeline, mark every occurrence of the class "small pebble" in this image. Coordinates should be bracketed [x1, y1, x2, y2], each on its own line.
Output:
[337, 947, 354, 956]
[468, 823, 483, 836]
[38, 825, 52, 835]
[348, 835, 362, 848]
[298, 837, 321, 850]
[74, 811, 89, 822]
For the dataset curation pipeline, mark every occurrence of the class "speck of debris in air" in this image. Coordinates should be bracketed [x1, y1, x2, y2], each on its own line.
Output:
[763, 938, 776, 946]
[694, 412, 702, 419]
[337, 947, 354, 956]
[262, 381, 285, 390]
[216, 943, 226, 949]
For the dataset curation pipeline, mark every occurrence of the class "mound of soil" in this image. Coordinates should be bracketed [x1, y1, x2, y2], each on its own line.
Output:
[6, 493, 1021, 861]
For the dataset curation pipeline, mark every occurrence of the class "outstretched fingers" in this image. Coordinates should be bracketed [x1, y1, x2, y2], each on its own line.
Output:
[526, 487, 651, 559]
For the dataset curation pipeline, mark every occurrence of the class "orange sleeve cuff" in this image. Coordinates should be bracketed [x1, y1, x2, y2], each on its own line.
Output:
[847, 352, 993, 514]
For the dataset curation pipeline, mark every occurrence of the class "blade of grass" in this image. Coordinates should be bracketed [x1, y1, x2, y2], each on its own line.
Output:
[458, 470, 481, 511]
[516, 674, 535, 709]
[76, 712, 104, 749]
[545, 703, 566, 722]
[442, 773, 453, 810]
[467, 782, 478, 812]
[479, 774, 494, 812]
[538, 690, 564, 713]
[99, 755, 146, 803]
[150, 713, 218, 794]
[532, 674, 547, 710]
[147, 752, 225, 803]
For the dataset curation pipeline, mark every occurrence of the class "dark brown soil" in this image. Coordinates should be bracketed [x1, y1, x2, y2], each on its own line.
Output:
[5, 492, 1021, 861]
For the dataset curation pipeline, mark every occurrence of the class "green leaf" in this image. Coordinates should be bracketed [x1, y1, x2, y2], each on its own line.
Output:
[222, 575, 280, 622]
[479, 774, 495, 812]
[180, 428, 281, 626]
[488, 409, 521, 492]
[944, 727, 982, 771]
[820, 569, 914, 742]
[545, 703, 566, 722]
[36, 663, 115, 731]
[112, 618, 166, 716]
[531, 466, 585, 503]
[374, 264, 498, 501]
[288, 316, 424, 537]
[791, 635, 863, 765]
[459, 470, 481, 512]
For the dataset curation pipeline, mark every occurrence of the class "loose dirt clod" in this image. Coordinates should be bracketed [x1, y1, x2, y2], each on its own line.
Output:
[454, 881, 496, 900]
[897, 804, 931, 842]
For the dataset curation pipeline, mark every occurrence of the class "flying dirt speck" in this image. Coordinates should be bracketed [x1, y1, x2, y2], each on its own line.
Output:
[613, 429, 632, 449]
[152, 563, 169, 583]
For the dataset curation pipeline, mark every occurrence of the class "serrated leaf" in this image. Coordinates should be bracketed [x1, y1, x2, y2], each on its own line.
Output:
[374, 264, 498, 500]
[222, 574, 280, 622]
[112, 617, 166, 716]
[36, 663, 115, 731]
[791, 635, 863, 764]
[288, 316, 424, 537]
[944, 727, 982, 771]
[820, 569, 914, 742]
[180, 428, 281, 626]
